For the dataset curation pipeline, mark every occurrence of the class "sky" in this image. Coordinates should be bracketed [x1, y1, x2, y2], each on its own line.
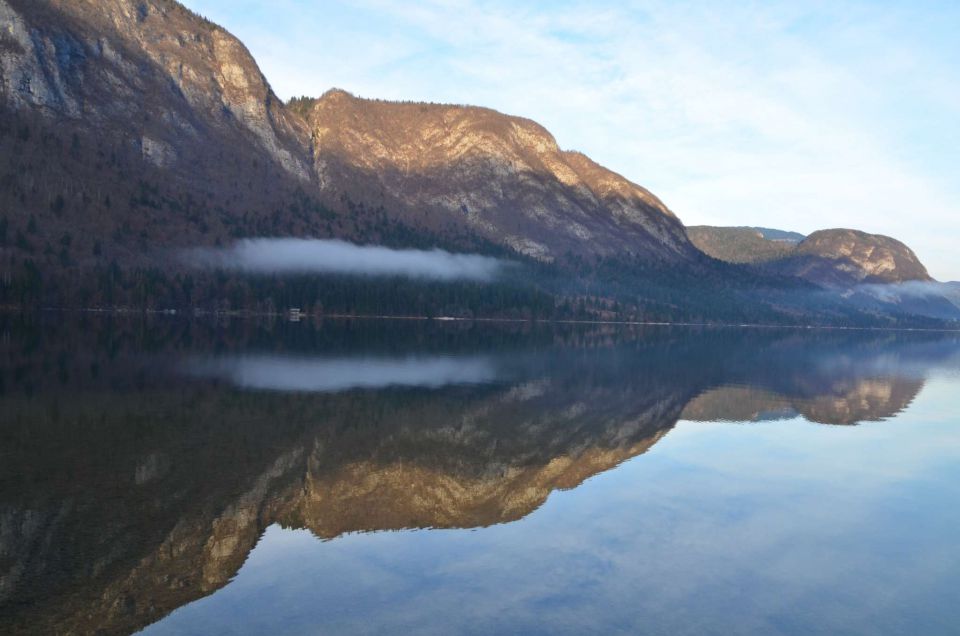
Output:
[182, 0, 960, 280]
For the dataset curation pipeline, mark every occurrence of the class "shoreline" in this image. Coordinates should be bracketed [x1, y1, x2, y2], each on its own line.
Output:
[3, 305, 959, 334]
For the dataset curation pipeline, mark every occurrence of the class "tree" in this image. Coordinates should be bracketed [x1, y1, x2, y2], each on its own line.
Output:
[50, 194, 65, 215]
[15, 230, 31, 252]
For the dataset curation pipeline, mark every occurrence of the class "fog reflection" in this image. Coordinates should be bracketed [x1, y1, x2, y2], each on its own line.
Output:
[184, 354, 499, 392]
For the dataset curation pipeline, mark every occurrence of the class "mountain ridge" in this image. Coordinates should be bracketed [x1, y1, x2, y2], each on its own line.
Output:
[297, 88, 693, 263]
[0, 0, 954, 325]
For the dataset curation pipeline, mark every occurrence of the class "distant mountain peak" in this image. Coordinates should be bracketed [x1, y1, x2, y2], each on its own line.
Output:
[690, 225, 933, 286]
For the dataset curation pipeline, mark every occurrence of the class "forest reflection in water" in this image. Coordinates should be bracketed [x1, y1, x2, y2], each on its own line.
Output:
[1, 315, 959, 635]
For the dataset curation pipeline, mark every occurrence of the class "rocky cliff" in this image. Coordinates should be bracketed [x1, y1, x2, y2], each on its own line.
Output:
[298, 89, 695, 263]
[1, 0, 311, 179]
[0, 0, 340, 277]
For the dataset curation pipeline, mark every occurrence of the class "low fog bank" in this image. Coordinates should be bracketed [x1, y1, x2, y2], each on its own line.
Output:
[181, 239, 511, 282]
[184, 354, 498, 392]
[850, 281, 960, 320]
[855, 281, 960, 304]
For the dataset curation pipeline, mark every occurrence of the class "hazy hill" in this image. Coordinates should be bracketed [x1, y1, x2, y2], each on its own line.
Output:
[783, 229, 932, 286]
[688, 226, 797, 264]
[690, 226, 933, 287]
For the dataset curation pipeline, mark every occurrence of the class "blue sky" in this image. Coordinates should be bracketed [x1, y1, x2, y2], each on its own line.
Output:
[183, 0, 960, 280]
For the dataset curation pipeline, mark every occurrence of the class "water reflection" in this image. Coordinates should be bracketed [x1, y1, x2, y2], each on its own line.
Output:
[682, 377, 926, 425]
[0, 316, 958, 635]
[185, 354, 499, 391]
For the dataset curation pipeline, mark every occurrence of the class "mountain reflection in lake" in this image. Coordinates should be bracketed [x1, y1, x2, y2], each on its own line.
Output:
[1, 316, 959, 635]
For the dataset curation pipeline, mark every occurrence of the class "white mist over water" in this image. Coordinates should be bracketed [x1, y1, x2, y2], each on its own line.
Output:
[182, 238, 510, 282]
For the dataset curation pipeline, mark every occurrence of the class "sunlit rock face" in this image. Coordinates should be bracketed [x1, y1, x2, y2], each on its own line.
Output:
[297, 89, 695, 263]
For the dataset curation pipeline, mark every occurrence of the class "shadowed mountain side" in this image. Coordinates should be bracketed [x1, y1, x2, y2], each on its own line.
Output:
[0, 0, 334, 267]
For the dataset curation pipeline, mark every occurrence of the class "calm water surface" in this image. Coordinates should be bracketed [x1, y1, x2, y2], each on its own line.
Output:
[1, 316, 959, 635]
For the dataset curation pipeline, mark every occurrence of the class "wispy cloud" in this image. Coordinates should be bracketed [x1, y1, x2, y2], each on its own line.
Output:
[183, 0, 960, 280]
[182, 239, 510, 281]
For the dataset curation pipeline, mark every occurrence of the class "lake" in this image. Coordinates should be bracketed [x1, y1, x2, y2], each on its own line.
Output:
[2, 315, 959, 635]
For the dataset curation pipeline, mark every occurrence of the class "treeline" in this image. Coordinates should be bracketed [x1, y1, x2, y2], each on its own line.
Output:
[6, 252, 939, 328]
[0, 259, 559, 320]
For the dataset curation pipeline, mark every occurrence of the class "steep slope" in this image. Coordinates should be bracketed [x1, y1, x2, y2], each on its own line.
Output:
[0, 0, 334, 283]
[1, 0, 311, 179]
[691, 226, 933, 287]
[298, 89, 696, 263]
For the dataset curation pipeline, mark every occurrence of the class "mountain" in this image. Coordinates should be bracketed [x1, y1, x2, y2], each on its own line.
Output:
[691, 226, 933, 287]
[0, 0, 953, 325]
[293, 89, 695, 263]
[782, 229, 933, 286]
[0, 0, 696, 287]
